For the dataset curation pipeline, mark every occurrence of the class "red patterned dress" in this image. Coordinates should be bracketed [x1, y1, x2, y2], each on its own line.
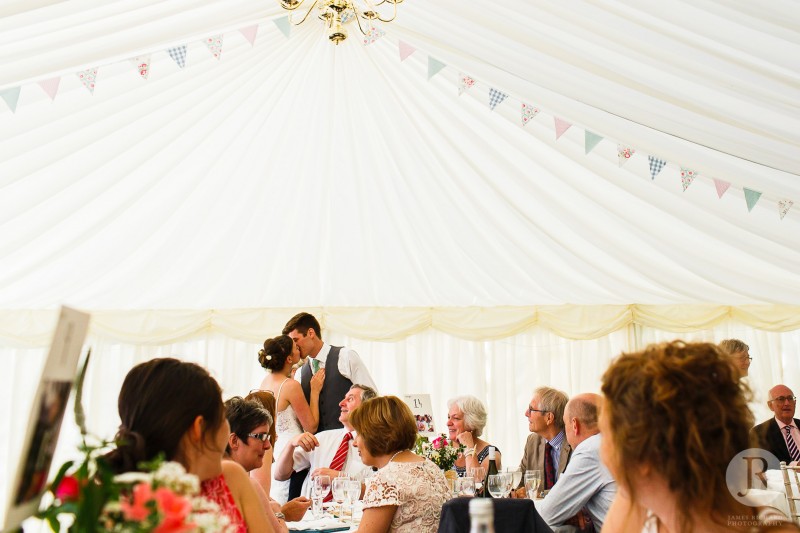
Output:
[200, 474, 247, 532]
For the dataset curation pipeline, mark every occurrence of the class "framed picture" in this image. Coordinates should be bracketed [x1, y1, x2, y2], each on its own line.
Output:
[3, 306, 90, 531]
[403, 394, 436, 436]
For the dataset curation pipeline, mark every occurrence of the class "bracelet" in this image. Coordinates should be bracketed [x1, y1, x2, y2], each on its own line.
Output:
[274, 512, 286, 521]
[463, 447, 476, 457]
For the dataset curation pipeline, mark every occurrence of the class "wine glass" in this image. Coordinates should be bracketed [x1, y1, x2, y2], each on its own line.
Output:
[504, 466, 522, 489]
[311, 475, 331, 518]
[487, 474, 505, 498]
[457, 476, 475, 497]
[500, 472, 513, 497]
[331, 477, 347, 518]
[467, 466, 486, 496]
[343, 479, 361, 524]
[524, 470, 542, 499]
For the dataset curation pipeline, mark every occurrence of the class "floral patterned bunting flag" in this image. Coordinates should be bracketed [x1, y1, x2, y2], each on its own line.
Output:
[458, 73, 475, 95]
[779, 200, 794, 220]
[617, 144, 635, 166]
[363, 26, 385, 46]
[204, 35, 223, 60]
[521, 103, 540, 126]
[131, 56, 151, 80]
[680, 168, 697, 191]
[77, 68, 98, 94]
[713, 178, 730, 198]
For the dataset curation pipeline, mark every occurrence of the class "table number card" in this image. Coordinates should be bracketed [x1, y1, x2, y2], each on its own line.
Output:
[404, 394, 436, 436]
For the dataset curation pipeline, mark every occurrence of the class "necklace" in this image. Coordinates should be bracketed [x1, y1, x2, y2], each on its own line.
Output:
[382, 450, 405, 469]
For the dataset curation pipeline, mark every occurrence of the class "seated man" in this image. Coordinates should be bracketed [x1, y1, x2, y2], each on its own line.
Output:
[274, 384, 378, 498]
[224, 396, 310, 528]
[513, 386, 572, 497]
[534, 393, 616, 532]
[751, 384, 800, 465]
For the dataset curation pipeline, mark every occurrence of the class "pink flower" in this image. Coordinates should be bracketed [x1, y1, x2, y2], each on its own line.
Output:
[153, 487, 195, 533]
[432, 436, 448, 449]
[54, 475, 81, 502]
[120, 482, 154, 522]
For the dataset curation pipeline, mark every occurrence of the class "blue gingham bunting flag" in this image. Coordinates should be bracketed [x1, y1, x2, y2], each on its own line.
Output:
[489, 88, 507, 110]
[168, 45, 188, 69]
[648, 156, 666, 180]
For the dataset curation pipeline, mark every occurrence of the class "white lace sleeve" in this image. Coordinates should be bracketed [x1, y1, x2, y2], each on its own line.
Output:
[363, 469, 400, 508]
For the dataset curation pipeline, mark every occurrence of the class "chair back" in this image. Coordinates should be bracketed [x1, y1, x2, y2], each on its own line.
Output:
[780, 461, 800, 525]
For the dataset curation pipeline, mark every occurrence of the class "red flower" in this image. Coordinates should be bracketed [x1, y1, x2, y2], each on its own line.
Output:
[153, 487, 195, 533]
[54, 475, 81, 502]
[120, 482, 154, 522]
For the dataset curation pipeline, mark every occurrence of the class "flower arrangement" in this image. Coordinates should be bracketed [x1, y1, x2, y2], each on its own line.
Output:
[414, 434, 463, 472]
[36, 351, 230, 532]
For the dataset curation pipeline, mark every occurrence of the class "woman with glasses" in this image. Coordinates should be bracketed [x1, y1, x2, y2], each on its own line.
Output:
[258, 334, 325, 503]
[105, 358, 273, 533]
[719, 338, 752, 379]
[600, 341, 799, 533]
[446, 395, 502, 476]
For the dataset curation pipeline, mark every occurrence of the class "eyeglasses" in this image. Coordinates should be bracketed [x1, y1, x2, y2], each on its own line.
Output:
[736, 355, 753, 362]
[249, 389, 275, 396]
[248, 432, 270, 442]
[769, 396, 797, 403]
[526, 406, 549, 415]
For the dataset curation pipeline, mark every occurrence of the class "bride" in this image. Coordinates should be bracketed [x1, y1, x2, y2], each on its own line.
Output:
[255, 334, 325, 504]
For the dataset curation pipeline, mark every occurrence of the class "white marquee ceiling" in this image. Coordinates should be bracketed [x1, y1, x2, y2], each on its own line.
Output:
[1, 0, 799, 317]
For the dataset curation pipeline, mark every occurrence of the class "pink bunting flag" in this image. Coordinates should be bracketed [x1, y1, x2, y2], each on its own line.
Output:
[680, 168, 698, 191]
[713, 178, 730, 198]
[458, 73, 475, 95]
[38, 77, 61, 100]
[132, 56, 151, 80]
[617, 145, 635, 166]
[399, 41, 416, 61]
[77, 68, 98, 95]
[521, 103, 539, 126]
[554, 117, 572, 140]
[363, 26, 385, 46]
[779, 200, 794, 220]
[239, 25, 258, 46]
[205, 35, 223, 60]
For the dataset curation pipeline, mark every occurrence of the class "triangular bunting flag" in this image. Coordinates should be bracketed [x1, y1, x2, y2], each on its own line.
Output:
[363, 26, 385, 46]
[458, 73, 475, 95]
[168, 45, 188, 69]
[617, 145, 635, 166]
[399, 41, 415, 61]
[77, 68, 98, 95]
[680, 168, 697, 191]
[713, 178, 731, 198]
[273, 18, 290, 39]
[521, 103, 540, 126]
[131, 56, 151, 80]
[204, 35, 223, 60]
[0, 86, 21, 112]
[779, 199, 794, 220]
[648, 156, 666, 180]
[38, 77, 60, 100]
[584, 131, 603, 154]
[240, 25, 260, 45]
[554, 117, 572, 140]
[427, 57, 446, 80]
[743, 188, 762, 212]
[488, 88, 507, 110]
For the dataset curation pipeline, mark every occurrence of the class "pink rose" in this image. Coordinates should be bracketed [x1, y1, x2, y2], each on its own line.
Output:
[54, 475, 81, 502]
[153, 487, 194, 533]
[121, 482, 154, 522]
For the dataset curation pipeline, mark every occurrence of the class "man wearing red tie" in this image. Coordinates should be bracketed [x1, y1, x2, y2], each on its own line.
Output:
[752, 384, 800, 465]
[273, 384, 378, 499]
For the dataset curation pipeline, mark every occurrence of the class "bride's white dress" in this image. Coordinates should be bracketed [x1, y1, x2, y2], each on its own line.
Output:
[270, 378, 303, 504]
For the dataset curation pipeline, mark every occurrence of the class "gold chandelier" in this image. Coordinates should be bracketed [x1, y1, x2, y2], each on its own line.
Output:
[280, 0, 402, 44]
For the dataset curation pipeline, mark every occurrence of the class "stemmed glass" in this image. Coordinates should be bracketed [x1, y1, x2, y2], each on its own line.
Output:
[467, 466, 486, 496]
[331, 477, 348, 519]
[500, 472, 513, 497]
[311, 475, 331, 518]
[524, 470, 543, 499]
[343, 479, 361, 524]
[504, 467, 523, 490]
[456, 476, 476, 497]
[487, 474, 505, 498]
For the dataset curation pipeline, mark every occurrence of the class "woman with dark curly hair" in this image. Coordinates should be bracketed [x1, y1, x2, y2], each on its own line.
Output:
[257, 334, 325, 503]
[600, 341, 799, 533]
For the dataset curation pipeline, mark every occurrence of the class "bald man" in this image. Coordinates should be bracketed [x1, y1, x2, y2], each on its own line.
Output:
[534, 393, 617, 532]
[752, 384, 800, 465]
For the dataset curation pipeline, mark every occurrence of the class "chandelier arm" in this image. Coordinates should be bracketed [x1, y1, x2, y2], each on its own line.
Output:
[293, 0, 320, 25]
[375, 1, 397, 23]
[353, 11, 369, 35]
[281, 0, 309, 10]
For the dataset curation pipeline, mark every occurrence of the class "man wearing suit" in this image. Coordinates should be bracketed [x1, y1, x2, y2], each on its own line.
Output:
[751, 384, 800, 465]
[513, 386, 572, 498]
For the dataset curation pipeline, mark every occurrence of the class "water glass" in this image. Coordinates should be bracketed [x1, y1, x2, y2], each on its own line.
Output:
[504, 466, 523, 489]
[343, 479, 361, 524]
[457, 476, 476, 497]
[331, 477, 347, 517]
[467, 466, 486, 495]
[500, 472, 513, 497]
[312, 475, 331, 501]
[524, 470, 542, 499]
[487, 474, 505, 498]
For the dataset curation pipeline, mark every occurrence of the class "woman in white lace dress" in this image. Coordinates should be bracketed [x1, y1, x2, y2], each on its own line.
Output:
[350, 396, 449, 533]
[255, 334, 325, 504]
[600, 341, 799, 533]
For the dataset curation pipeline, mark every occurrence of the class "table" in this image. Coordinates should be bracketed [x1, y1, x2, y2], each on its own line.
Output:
[437, 497, 553, 533]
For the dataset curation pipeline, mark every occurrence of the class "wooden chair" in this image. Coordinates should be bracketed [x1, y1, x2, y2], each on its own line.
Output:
[780, 461, 800, 525]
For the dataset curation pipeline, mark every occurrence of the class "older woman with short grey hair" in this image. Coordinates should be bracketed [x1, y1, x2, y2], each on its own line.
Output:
[447, 395, 502, 477]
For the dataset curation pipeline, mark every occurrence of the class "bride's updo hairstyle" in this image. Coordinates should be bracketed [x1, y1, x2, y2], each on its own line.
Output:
[105, 358, 224, 474]
[258, 335, 294, 373]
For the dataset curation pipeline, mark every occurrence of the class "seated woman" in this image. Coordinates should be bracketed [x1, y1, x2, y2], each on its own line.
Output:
[351, 396, 449, 533]
[257, 335, 325, 504]
[600, 341, 800, 533]
[446, 395, 501, 476]
[105, 358, 273, 533]
[245, 390, 278, 495]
